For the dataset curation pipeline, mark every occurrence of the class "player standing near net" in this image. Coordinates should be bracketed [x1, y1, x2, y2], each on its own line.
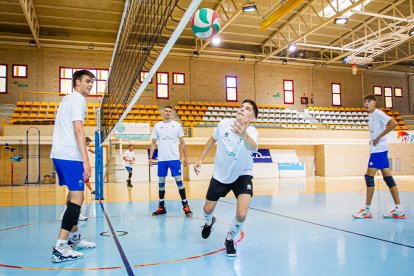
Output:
[123, 145, 135, 187]
[50, 70, 96, 262]
[149, 106, 193, 216]
[353, 95, 405, 219]
[194, 99, 259, 257]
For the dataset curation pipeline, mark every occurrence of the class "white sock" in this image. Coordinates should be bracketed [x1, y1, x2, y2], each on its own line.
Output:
[227, 217, 243, 240]
[365, 205, 371, 210]
[69, 231, 80, 242]
[396, 204, 402, 210]
[55, 239, 68, 249]
[204, 211, 214, 226]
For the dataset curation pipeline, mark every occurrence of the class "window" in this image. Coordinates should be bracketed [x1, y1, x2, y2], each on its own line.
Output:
[318, 0, 372, 18]
[59, 67, 108, 95]
[12, 64, 27, 78]
[140, 71, 152, 83]
[384, 87, 392, 108]
[225, 76, 238, 102]
[156, 72, 169, 99]
[0, 64, 6, 94]
[283, 80, 294, 104]
[373, 86, 382, 96]
[331, 83, 341, 106]
[172, 73, 185, 85]
[394, 87, 402, 97]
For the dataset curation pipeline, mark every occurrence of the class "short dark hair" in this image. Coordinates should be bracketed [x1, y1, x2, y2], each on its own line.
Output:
[85, 137, 92, 143]
[164, 106, 173, 110]
[363, 95, 376, 102]
[242, 99, 259, 118]
[128, 144, 133, 148]
[72, 70, 95, 88]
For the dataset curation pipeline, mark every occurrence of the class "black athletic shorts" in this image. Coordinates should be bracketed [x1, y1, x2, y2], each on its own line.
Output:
[206, 175, 253, 201]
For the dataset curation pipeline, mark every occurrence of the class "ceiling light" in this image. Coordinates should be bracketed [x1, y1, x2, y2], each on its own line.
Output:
[409, 28, 414, 36]
[212, 37, 221, 45]
[288, 44, 297, 52]
[322, 63, 327, 67]
[367, 64, 373, 69]
[88, 44, 94, 50]
[282, 59, 288, 65]
[239, 55, 245, 61]
[192, 51, 199, 58]
[142, 47, 148, 54]
[242, 2, 257, 12]
[29, 40, 36, 47]
[334, 18, 348, 25]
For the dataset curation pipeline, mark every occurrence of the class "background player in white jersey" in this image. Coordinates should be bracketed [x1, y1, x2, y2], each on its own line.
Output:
[353, 95, 405, 219]
[149, 106, 192, 216]
[50, 70, 96, 262]
[194, 99, 259, 257]
[123, 145, 135, 187]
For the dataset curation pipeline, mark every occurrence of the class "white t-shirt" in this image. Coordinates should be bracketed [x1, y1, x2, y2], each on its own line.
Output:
[151, 120, 184, 161]
[123, 150, 135, 168]
[369, 109, 391, 153]
[50, 92, 86, 161]
[212, 118, 259, 184]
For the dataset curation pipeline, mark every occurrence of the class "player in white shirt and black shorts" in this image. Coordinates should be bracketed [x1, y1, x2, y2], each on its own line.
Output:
[149, 106, 193, 216]
[123, 145, 135, 187]
[194, 99, 259, 257]
[50, 70, 96, 262]
[353, 95, 405, 219]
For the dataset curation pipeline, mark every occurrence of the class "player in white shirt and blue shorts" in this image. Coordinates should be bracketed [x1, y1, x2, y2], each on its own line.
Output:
[123, 145, 135, 187]
[50, 70, 96, 262]
[149, 106, 193, 216]
[353, 95, 405, 219]
[194, 99, 259, 257]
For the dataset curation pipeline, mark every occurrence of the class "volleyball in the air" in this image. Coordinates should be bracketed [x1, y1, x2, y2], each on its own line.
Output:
[191, 8, 221, 39]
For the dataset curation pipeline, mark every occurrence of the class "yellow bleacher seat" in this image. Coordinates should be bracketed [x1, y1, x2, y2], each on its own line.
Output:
[14, 107, 23, 112]
[32, 102, 41, 107]
[184, 110, 191, 115]
[23, 107, 31, 112]
[24, 101, 32, 106]
[46, 114, 54, 119]
[156, 116, 163, 120]
[39, 108, 47, 113]
[151, 105, 158, 109]
[149, 115, 157, 120]
[12, 113, 20, 118]
[16, 101, 24, 106]
[142, 115, 150, 120]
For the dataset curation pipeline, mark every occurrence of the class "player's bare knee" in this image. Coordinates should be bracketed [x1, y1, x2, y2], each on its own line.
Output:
[365, 175, 375, 187]
[236, 212, 247, 222]
[203, 205, 214, 214]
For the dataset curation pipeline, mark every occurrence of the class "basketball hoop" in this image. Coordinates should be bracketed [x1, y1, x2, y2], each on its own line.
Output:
[352, 64, 358, 75]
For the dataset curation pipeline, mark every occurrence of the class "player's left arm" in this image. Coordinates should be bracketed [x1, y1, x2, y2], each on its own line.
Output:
[232, 120, 258, 151]
[373, 118, 398, 145]
[179, 136, 189, 166]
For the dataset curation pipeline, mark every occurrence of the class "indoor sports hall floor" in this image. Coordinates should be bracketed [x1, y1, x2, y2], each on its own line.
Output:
[1, 176, 414, 275]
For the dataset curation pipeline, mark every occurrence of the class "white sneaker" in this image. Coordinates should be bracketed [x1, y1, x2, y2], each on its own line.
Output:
[79, 214, 88, 221]
[383, 208, 406, 219]
[68, 236, 96, 250]
[352, 208, 372, 219]
[51, 246, 84, 263]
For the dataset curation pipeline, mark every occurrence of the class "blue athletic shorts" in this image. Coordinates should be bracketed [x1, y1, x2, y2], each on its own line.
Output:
[52, 158, 85, 191]
[368, 151, 390, 169]
[125, 166, 133, 172]
[158, 160, 181, 177]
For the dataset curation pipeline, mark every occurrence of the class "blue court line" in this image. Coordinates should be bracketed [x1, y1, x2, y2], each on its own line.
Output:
[99, 200, 135, 276]
[220, 200, 414, 249]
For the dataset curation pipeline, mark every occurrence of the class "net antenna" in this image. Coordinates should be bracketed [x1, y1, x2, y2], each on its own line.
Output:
[99, 0, 202, 144]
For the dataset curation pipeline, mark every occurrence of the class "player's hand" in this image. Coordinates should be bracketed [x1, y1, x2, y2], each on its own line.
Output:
[231, 119, 248, 138]
[183, 157, 188, 167]
[194, 160, 202, 175]
[148, 159, 153, 166]
[372, 137, 380, 146]
[83, 161, 91, 181]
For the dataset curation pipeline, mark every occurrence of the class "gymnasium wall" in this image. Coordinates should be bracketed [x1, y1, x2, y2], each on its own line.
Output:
[0, 45, 411, 113]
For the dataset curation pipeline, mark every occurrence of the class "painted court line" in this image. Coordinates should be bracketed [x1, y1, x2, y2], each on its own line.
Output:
[99, 200, 135, 276]
[220, 200, 414, 249]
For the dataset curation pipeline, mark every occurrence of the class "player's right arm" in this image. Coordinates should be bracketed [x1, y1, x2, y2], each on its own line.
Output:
[74, 120, 91, 180]
[194, 136, 217, 175]
[149, 138, 157, 166]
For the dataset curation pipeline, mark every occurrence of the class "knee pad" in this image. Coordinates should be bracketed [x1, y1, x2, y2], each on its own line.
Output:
[365, 175, 375, 187]
[158, 177, 166, 190]
[61, 202, 81, 231]
[383, 176, 396, 188]
[174, 176, 184, 189]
